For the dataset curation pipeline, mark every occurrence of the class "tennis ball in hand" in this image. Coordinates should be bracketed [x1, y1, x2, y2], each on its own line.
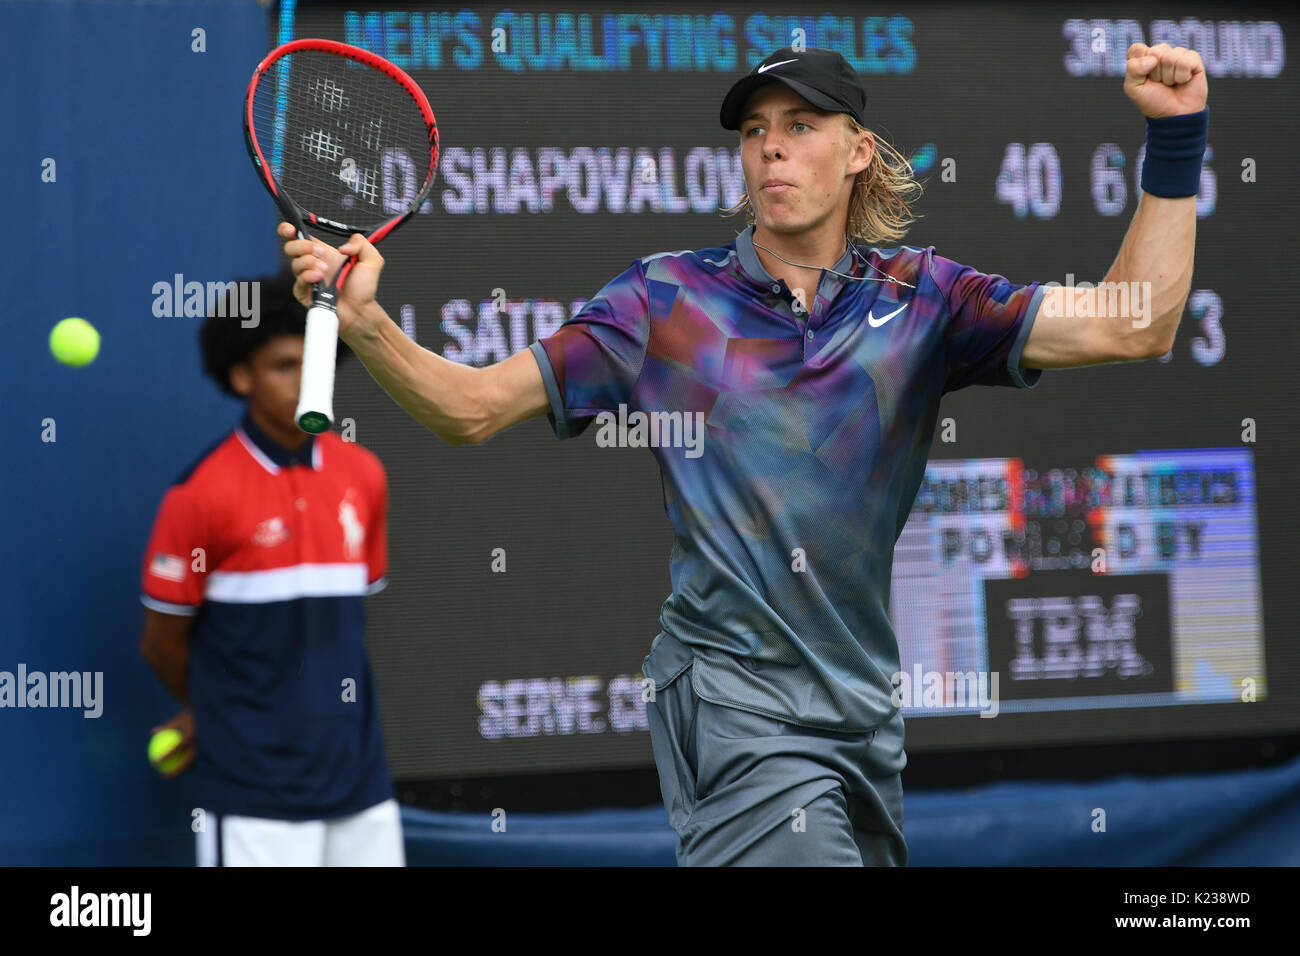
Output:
[49, 317, 100, 367]
[148, 728, 187, 775]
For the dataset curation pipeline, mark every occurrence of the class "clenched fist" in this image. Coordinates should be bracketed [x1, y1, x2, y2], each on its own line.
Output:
[1124, 42, 1208, 118]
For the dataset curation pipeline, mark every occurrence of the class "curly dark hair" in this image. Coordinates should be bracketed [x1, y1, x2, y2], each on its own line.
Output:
[199, 270, 352, 398]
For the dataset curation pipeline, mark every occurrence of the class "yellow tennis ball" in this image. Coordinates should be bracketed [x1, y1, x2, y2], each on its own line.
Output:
[148, 728, 187, 775]
[49, 317, 100, 367]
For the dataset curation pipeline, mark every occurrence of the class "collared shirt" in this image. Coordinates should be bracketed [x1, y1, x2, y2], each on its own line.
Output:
[529, 225, 1045, 733]
[240, 410, 318, 469]
[140, 411, 392, 818]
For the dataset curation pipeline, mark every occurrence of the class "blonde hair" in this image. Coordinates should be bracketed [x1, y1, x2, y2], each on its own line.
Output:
[722, 114, 924, 245]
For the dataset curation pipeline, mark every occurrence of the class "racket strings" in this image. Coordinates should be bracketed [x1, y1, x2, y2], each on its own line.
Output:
[250, 50, 435, 234]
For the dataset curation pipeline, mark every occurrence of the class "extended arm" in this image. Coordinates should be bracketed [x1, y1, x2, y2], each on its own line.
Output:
[281, 222, 549, 445]
[344, 304, 549, 445]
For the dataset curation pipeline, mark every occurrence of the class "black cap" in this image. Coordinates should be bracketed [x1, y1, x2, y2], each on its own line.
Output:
[720, 47, 868, 131]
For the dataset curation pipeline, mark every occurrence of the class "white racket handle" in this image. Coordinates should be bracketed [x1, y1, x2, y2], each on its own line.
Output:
[296, 303, 339, 434]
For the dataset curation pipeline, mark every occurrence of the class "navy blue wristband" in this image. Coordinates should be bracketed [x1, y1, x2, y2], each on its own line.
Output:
[1141, 106, 1209, 198]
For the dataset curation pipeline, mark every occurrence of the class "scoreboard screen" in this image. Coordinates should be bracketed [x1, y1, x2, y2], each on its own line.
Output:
[276, 1, 1300, 779]
[893, 449, 1263, 716]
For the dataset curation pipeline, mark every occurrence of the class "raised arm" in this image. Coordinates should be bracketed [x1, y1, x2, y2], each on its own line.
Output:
[281, 223, 550, 444]
[1024, 189, 1195, 367]
[1022, 43, 1208, 369]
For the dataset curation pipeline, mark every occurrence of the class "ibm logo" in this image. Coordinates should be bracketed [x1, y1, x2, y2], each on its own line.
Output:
[1006, 594, 1153, 681]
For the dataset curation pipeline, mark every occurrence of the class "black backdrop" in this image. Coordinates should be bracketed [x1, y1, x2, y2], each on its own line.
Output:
[277, 1, 1299, 782]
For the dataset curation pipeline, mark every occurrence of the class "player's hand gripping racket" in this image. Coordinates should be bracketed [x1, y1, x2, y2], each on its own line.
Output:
[244, 39, 439, 433]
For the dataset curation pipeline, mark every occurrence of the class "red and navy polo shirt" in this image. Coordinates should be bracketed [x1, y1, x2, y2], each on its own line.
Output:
[140, 411, 393, 820]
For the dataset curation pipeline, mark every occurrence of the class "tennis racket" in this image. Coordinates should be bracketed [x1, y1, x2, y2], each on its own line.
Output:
[243, 38, 440, 434]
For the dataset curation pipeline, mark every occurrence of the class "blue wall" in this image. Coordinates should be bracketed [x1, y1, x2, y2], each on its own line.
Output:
[0, 0, 276, 864]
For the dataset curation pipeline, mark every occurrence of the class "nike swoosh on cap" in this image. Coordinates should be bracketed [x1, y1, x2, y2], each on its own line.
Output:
[867, 303, 907, 327]
[757, 58, 798, 73]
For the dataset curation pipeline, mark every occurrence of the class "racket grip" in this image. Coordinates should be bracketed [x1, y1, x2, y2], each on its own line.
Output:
[296, 303, 339, 434]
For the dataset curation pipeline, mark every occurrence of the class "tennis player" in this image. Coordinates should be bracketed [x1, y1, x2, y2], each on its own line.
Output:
[138, 273, 404, 866]
[280, 44, 1206, 866]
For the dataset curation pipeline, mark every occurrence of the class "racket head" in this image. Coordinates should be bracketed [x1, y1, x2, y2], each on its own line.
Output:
[243, 38, 440, 259]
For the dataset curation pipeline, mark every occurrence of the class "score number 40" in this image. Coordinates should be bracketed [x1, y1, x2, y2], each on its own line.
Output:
[995, 143, 1216, 219]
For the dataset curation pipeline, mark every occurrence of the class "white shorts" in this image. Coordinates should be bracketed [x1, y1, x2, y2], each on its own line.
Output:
[196, 798, 405, 867]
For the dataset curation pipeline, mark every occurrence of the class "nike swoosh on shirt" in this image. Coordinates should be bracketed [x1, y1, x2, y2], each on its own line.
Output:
[868, 303, 907, 327]
[757, 58, 798, 73]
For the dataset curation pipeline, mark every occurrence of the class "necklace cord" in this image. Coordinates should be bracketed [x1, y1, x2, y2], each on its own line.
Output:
[750, 233, 917, 289]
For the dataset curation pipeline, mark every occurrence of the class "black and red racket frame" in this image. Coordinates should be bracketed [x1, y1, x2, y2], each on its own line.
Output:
[242, 37, 440, 290]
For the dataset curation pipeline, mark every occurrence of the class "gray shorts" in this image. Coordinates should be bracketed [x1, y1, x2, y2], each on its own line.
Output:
[643, 631, 907, 867]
